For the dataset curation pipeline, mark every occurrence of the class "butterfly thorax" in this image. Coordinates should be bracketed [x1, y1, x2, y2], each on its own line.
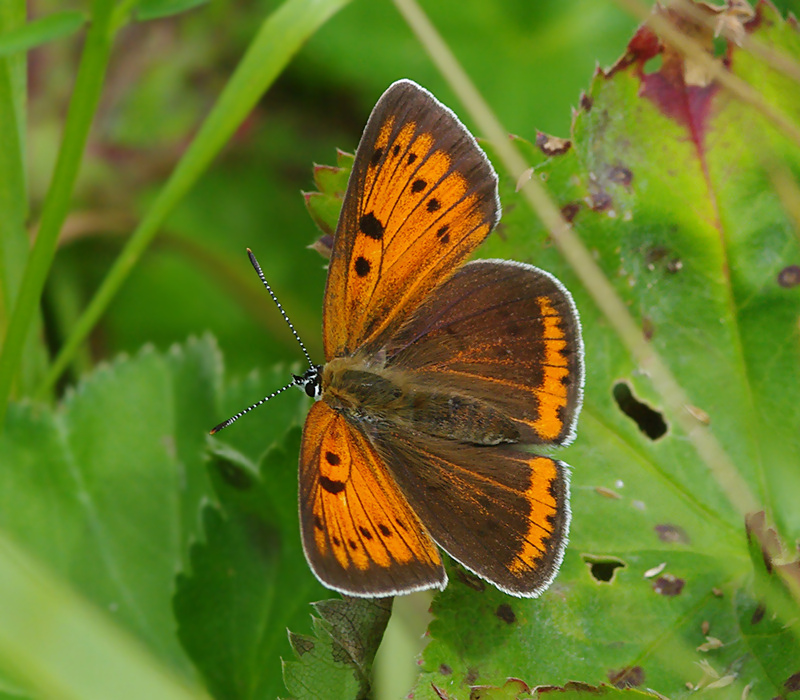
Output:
[321, 355, 520, 446]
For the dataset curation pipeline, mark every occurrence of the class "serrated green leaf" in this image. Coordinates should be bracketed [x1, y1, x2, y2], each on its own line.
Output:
[177, 385, 326, 700]
[0, 337, 218, 680]
[135, 0, 209, 22]
[465, 678, 658, 699]
[0, 11, 86, 58]
[283, 597, 392, 700]
[312, 163, 349, 195]
[413, 4, 800, 699]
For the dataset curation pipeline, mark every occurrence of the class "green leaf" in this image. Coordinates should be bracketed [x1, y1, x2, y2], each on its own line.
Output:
[175, 423, 328, 700]
[466, 679, 658, 699]
[135, 0, 209, 22]
[0, 11, 86, 57]
[409, 3, 800, 698]
[0, 533, 209, 700]
[0, 337, 218, 680]
[283, 597, 392, 700]
[303, 151, 354, 245]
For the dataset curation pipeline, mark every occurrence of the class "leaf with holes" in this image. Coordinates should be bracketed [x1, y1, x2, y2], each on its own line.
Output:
[294, 4, 800, 698]
[411, 2, 800, 698]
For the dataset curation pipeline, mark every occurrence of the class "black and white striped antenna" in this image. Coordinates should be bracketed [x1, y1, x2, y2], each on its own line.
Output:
[209, 249, 321, 435]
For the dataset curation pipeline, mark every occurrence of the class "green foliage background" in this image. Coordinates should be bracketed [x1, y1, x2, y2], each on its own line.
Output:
[1, 0, 800, 698]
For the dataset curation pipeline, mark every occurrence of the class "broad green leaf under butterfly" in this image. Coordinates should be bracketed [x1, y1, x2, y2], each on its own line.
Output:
[417, 2, 800, 698]
[302, 3, 800, 698]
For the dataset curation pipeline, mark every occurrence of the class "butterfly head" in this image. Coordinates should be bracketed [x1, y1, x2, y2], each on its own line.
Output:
[293, 365, 324, 400]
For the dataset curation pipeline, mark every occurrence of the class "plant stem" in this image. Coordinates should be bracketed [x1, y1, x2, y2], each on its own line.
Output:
[0, 0, 116, 429]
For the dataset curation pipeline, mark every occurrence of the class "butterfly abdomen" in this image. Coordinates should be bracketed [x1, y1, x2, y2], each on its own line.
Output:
[322, 358, 518, 445]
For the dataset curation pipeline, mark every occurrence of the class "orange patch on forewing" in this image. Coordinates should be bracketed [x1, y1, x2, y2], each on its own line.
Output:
[363, 116, 397, 195]
[531, 295, 571, 441]
[508, 456, 559, 574]
[307, 407, 440, 573]
[364, 125, 433, 219]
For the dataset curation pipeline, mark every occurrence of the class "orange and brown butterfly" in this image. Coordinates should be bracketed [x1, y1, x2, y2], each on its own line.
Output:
[211, 79, 584, 598]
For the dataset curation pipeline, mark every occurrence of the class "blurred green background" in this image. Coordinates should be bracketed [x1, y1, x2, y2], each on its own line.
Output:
[33, 0, 799, 386]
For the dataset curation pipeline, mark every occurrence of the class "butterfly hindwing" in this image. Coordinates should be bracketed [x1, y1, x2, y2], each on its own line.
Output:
[299, 400, 445, 596]
[369, 424, 570, 597]
[323, 80, 501, 360]
[385, 259, 584, 446]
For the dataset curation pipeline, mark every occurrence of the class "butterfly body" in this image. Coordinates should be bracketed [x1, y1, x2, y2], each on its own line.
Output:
[321, 350, 520, 446]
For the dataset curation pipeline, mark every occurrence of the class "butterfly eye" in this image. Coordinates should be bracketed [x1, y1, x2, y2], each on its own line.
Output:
[293, 366, 323, 400]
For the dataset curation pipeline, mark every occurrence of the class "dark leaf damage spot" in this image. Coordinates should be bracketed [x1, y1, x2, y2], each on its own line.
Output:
[751, 602, 766, 625]
[495, 603, 516, 624]
[290, 633, 315, 656]
[582, 555, 625, 583]
[784, 671, 800, 692]
[588, 187, 612, 211]
[608, 666, 645, 689]
[653, 574, 684, 596]
[613, 381, 667, 440]
[439, 664, 452, 675]
[561, 201, 581, 223]
[608, 165, 633, 186]
[778, 265, 800, 288]
[654, 523, 690, 544]
[535, 131, 571, 156]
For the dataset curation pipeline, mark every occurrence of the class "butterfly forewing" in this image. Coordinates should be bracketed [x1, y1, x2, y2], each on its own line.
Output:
[323, 80, 500, 360]
[385, 259, 584, 446]
[299, 400, 446, 596]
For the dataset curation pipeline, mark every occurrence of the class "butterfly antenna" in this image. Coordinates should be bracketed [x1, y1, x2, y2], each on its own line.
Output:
[210, 380, 296, 434]
[246, 248, 315, 368]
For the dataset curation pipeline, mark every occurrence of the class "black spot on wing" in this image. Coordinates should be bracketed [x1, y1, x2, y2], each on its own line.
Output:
[355, 256, 371, 277]
[320, 476, 346, 494]
[360, 212, 384, 240]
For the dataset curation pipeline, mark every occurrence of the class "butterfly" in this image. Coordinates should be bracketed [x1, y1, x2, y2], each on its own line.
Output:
[212, 79, 584, 598]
